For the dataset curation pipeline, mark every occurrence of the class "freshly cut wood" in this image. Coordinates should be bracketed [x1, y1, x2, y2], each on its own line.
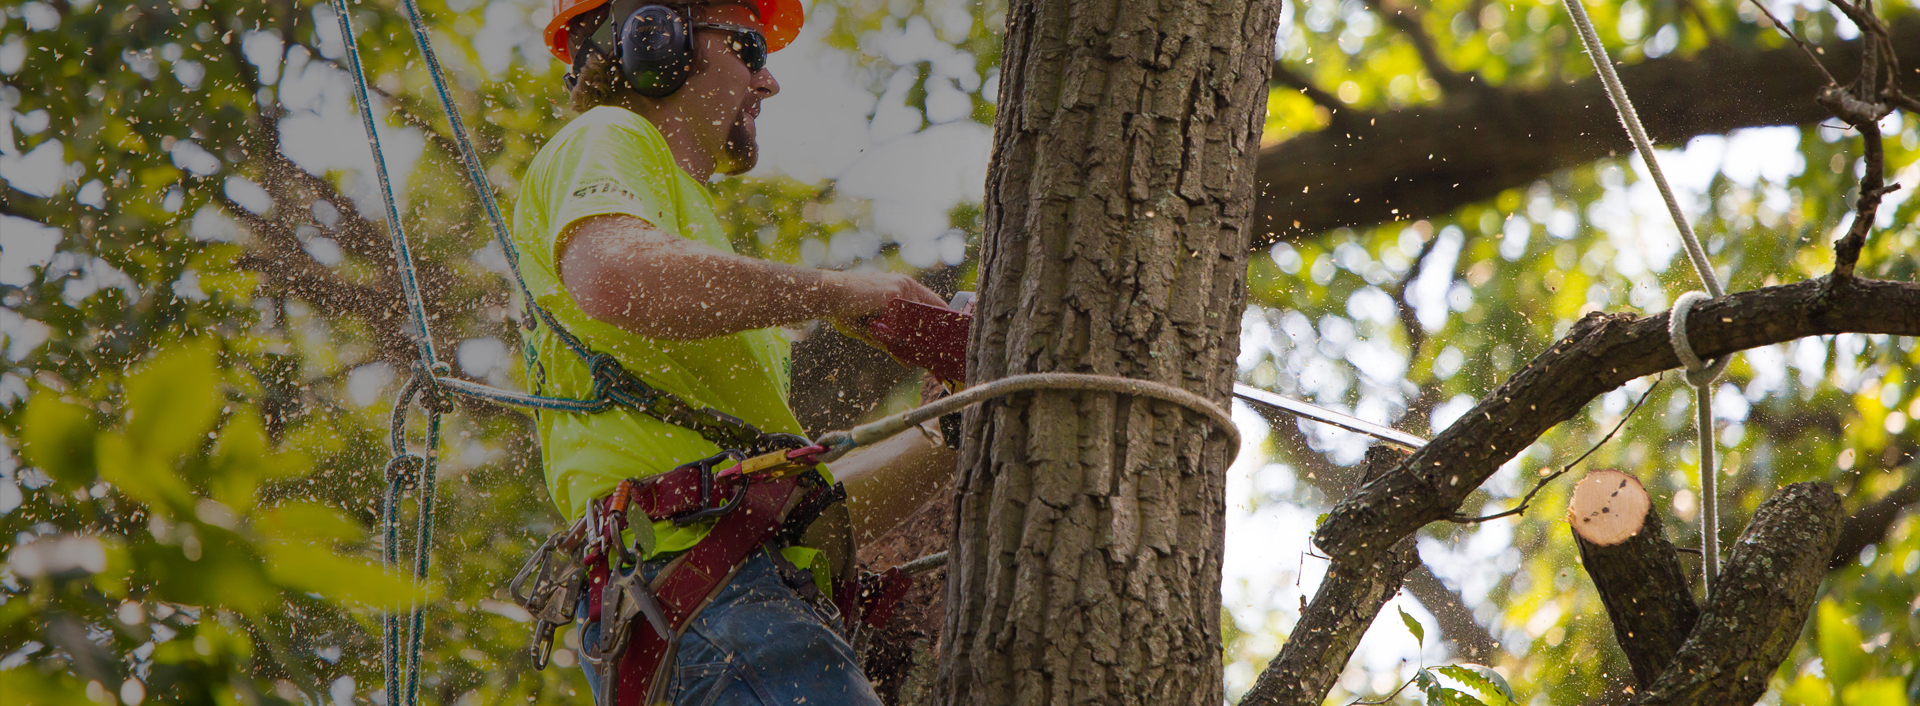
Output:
[1570, 469, 1698, 688]
[1569, 469, 1653, 545]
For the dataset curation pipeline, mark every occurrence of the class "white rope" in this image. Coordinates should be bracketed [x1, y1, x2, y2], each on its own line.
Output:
[812, 373, 1241, 461]
[1668, 292, 1727, 591]
[1561, 0, 1731, 594]
[1560, 0, 1721, 298]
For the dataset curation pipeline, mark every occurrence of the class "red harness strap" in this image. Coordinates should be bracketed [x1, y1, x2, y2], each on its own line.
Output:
[589, 474, 808, 706]
[557, 448, 919, 706]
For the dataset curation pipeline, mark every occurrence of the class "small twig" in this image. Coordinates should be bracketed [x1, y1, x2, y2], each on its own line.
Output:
[1746, 0, 1837, 86]
[1349, 664, 1421, 706]
[1392, 230, 1447, 361]
[1804, 0, 1901, 278]
[1832, 119, 1896, 277]
[1450, 377, 1658, 524]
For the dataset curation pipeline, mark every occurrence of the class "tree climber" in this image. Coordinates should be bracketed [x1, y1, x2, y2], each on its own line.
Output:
[509, 0, 958, 703]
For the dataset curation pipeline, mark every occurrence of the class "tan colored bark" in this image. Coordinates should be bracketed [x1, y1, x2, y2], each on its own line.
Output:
[1569, 469, 1652, 546]
[934, 0, 1282, 702]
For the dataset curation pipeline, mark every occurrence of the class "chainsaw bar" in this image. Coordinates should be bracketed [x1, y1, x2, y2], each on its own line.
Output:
[1232, 384, 1428, 450]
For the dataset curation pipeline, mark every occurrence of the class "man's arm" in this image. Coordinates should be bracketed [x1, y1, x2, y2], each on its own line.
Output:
[558, 213, 946, 340]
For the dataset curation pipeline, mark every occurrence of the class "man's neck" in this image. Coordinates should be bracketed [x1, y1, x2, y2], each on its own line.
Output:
[621, 98, 717, 182]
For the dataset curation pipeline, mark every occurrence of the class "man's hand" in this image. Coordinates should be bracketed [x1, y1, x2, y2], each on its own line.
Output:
[823, 271, 948, 322]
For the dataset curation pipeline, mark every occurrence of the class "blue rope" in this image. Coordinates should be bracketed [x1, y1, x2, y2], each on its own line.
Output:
[393, 0, 605, 366]
[404, 409, 442, 706]
[331, 6, 459, 702]
[330, 0, 439, 369]
[434, 376, 618, 414]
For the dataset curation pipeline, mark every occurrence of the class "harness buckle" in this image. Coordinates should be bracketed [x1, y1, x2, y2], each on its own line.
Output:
[669, 451, 751, 527]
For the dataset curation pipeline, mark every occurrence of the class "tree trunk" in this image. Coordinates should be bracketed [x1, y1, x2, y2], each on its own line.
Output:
[934, 0, 1281, 702]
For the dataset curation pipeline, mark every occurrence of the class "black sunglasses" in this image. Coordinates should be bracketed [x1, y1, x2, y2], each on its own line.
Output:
[692, 22, 767, 73]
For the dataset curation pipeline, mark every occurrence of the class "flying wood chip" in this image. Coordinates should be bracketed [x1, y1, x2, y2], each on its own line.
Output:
[1567, 469, 1651, 546]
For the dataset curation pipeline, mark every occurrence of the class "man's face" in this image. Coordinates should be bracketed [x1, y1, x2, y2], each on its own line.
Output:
[680, 2, 778, 175]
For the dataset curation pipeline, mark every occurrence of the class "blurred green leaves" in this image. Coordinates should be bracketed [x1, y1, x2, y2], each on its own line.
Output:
[20, 392, 97, 487]
[3, 340, 428, 701]
[124, 342, 222, 463]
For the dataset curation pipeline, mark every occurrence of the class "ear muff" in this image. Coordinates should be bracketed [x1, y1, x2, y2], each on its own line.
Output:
[618, 5, 693, 98]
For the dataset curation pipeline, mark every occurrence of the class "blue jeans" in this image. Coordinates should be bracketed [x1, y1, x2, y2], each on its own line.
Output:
[579, 550, 881, 706]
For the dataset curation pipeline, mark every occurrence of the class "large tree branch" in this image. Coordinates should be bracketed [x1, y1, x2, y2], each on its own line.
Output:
[1252, 18, 1920, 240]
[1315, 276, 1920, 563]
[1239, 447, 1418, 706]
[1632, 483, 1841, 705]
[1262, 275, 1920, 705]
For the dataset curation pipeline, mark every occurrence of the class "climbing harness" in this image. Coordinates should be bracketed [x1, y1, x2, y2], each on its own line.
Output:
[1561, 0, 1732, 594]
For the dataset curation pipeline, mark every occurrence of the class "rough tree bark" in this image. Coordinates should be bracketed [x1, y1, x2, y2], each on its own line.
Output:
[934, 0, 1282, 702]
[1633, 483, 1842, 705]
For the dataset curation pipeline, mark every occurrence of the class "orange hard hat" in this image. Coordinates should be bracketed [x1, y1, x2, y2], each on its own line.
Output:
[545, 0, 804, 61]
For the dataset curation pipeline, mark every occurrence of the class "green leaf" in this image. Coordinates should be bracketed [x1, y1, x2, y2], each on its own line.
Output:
[1400, 606, 1425, 647]
[209, 409, 307, 511]
[264, 542, 437, 608]
[1839, 678, 1907, 706]
[1780, 673, 1834, 706]
[0, 668, 90, 706]
[259, 502, 365, 544]
[1423, 685, 1491, 706]
[19, 390, 98, 486]
[95, 432, 191, 511]
[125, 341, 223, 461]
[1818, 600, 1868, 686]
[1435, 665, 1517, 706]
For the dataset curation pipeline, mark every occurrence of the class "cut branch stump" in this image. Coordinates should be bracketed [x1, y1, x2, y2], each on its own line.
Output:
[1569, 469, 1699, 689]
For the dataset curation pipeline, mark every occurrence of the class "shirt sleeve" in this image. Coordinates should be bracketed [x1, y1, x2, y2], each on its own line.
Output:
[543, 120, 684, 265]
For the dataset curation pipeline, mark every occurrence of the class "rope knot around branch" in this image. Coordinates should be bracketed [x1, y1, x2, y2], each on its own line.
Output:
[1667, 291, 1731, 389]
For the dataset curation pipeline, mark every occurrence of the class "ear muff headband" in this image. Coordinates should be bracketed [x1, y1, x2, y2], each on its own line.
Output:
[565, 3, 693, 99]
